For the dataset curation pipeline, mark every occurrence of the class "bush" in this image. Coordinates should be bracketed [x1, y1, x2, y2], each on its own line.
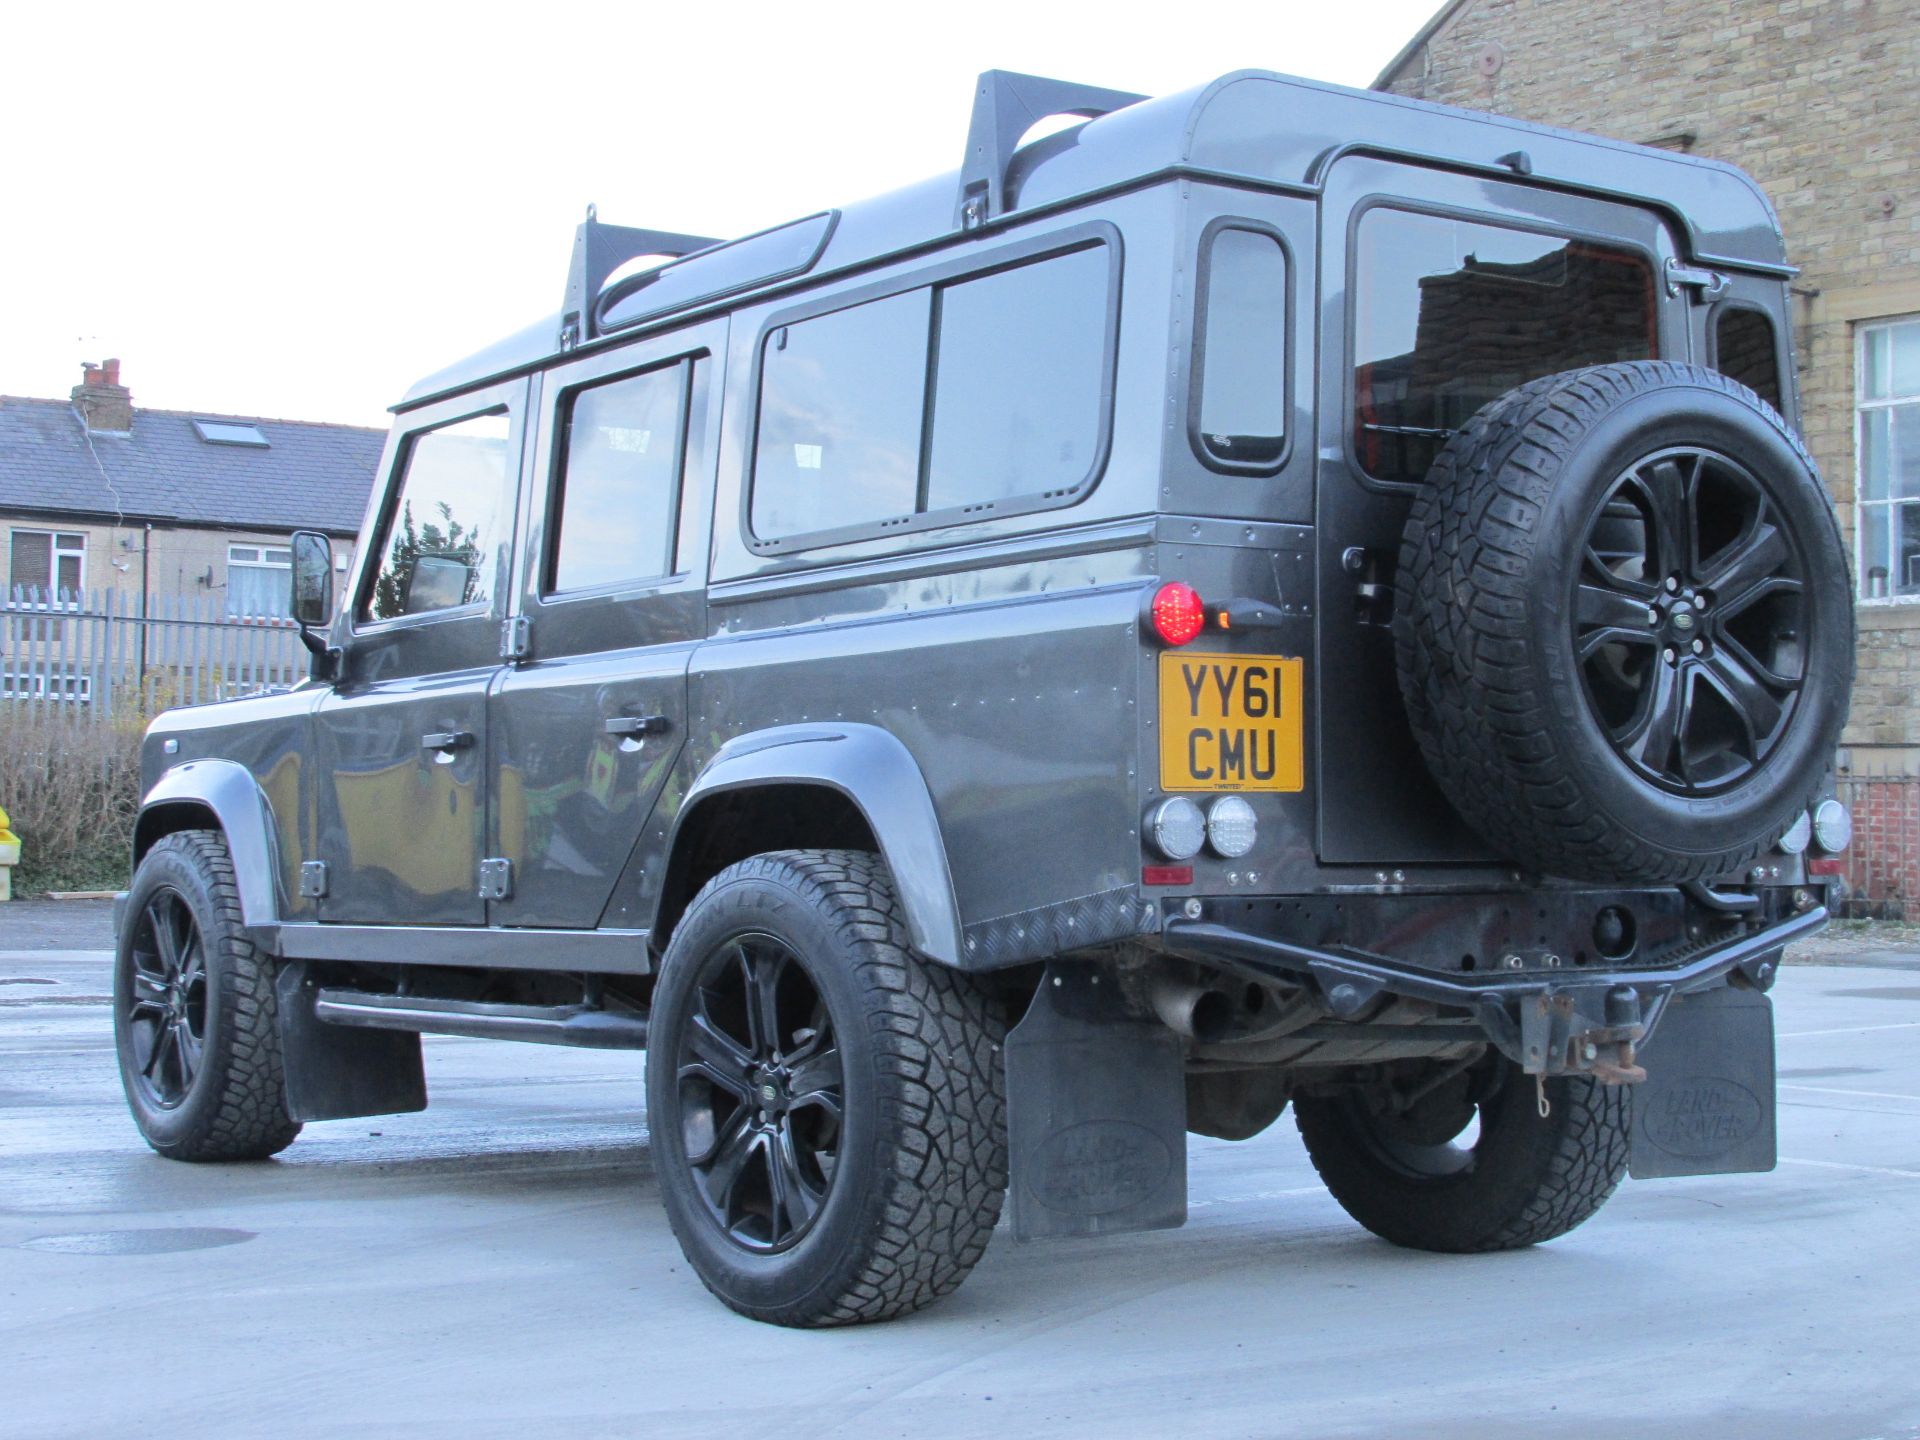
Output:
[0, 704, 145, 896]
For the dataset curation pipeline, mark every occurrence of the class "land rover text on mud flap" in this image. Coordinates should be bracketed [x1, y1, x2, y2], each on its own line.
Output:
[114, 68, 1854, 1327]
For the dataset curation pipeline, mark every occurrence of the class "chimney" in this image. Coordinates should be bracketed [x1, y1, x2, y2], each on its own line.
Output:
[72, 357, 133, 433]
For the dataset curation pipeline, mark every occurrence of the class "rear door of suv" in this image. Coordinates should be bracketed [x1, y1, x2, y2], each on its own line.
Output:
[486, 320, 725, 929]
[1315, 157, 1693, 866]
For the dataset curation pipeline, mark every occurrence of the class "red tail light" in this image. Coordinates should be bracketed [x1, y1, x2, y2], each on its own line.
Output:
[1151, 583, 1206, 646]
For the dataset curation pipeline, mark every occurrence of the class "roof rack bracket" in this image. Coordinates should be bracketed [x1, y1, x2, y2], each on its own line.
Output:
[559, 206, 720, 350]
[955, 70, 1145, 231]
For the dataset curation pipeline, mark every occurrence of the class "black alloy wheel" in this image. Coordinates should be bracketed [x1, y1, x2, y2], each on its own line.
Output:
[647, 849, 1007, 1327]
[1294, 1054, 1630, 1253]
[124, 888, 210, 1110]
[674, 933, 845, 1254]
[1394, 361, 1854, 883]
[112, 830, 301, 1161]
[1575, 445, 1806, 796]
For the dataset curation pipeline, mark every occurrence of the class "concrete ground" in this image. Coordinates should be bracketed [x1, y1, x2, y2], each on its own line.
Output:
[3, 906, 1919, 1439]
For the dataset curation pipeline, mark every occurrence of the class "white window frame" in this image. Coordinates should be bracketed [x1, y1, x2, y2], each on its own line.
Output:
[1856, 315, 1920, 605]
[7, 528, 86, 606]
[225, 542, 293, 619]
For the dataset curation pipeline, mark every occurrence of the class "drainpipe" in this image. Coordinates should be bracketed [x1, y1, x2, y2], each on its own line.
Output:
[139, 522, 151, 686]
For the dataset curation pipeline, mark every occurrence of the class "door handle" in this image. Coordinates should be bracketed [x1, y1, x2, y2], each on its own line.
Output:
[604, 715, 671, 739]
[420, 731, 475, 752]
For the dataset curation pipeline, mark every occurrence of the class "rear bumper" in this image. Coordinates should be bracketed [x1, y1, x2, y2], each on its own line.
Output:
[1161, 905, 1823, 1078]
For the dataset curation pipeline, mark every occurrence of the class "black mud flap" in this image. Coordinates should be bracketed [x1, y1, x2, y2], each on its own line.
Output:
[275, 963, 427, 1122]
[1005, 963, 1187, 1241]
[1629, 984, 1775, 1180]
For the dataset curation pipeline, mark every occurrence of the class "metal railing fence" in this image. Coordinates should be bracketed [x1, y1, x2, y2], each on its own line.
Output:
[2, 585, 306, 720]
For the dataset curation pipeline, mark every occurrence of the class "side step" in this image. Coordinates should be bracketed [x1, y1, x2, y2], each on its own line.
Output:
[312, 989, 649, 1050]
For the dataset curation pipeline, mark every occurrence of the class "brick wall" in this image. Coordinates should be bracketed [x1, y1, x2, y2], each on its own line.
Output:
[1380, 0, 1920, 900]
[1379, 0, 1920, 757]
[1837, 773, 1920, 919]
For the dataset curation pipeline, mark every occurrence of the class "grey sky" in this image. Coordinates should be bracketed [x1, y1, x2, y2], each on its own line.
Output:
[0, 0, 1440, 428]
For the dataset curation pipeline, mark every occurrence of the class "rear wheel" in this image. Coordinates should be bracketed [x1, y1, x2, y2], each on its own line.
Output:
[646, 850, 1007, 1327]
[1294, 1055, 1627, 1252]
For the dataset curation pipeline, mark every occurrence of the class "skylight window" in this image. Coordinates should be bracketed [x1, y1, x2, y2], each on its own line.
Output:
[192, 418, 269, 447]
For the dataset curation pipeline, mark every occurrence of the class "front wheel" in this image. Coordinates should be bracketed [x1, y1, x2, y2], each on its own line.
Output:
[646, 850, 1008, 1327]
[113, 831, 301, 1161]
[1293, 1055, 1627, 1253]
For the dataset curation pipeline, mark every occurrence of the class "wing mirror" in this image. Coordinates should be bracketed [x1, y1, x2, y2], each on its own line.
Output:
[289, 530, 339, 677]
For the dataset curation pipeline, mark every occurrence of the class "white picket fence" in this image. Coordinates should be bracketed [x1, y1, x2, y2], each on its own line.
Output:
[1, 586, 307, 719]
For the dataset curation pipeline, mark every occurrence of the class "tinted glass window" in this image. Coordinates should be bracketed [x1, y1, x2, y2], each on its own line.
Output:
[364, 410, 513, 621]
[923, 246, 1107, 509]
[1353, 209, 1656, 482]
[751, 245, 1112, 544]
[550, 364, 684, 592]
[1196, 228, 1288, 466]
[1716, 307, 1782, 410]
[752, 288, 930, 540]
[674, 358, 710, 577]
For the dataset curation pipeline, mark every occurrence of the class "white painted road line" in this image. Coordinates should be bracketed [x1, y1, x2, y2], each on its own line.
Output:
[1780, 1156, 1920, 1181]
[1779, 1020, 1920, 1039]
[1780, 1084, 1920, 1104]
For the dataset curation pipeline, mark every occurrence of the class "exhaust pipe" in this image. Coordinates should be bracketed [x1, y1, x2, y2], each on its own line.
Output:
[1150, 978, 1235, 1043]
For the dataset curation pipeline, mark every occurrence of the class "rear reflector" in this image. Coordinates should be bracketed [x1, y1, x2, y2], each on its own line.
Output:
[1142, 864, 1193, 886]
[1807, 857, 1845, 877]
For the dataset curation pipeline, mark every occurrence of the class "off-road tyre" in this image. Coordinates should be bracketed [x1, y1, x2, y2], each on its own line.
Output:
[1395, 361, 1853, 883]
[113, 830, 302, 1161]
[647, 849, 1008, 1327]
[1294, 1061, 1629, 1252]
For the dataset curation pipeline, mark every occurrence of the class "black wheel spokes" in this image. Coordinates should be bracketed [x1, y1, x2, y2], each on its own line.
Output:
[125, 890, 206, 1108]
[676, 937, 843, 1254]
[1636, 452, 1700, 582]
[1575, 448, 1806, 795]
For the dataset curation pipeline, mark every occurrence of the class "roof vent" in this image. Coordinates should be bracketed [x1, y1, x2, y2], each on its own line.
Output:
[192, 419, 269, 448]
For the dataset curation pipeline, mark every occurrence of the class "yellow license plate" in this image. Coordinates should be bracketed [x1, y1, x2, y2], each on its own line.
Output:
[1159, 652, 1304, 792]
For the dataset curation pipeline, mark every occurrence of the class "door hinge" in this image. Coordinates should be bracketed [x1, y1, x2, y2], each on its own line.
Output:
[500, 615, 531, 662]
[1665, 257, 1730, 301]
[299, 860, 329, 899]
[478, 857, 513, 901]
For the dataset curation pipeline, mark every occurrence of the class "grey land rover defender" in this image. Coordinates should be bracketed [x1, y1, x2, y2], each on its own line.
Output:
[114, 69, 1855, 1327]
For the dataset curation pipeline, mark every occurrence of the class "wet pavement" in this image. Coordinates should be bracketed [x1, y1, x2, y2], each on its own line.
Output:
[2, 928, 1918, 1439]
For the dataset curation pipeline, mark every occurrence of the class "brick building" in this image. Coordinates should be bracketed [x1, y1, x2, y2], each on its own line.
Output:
[1377, 0, 1920, 910]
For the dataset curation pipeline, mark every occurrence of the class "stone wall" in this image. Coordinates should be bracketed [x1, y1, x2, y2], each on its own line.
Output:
[1379, 0, 1920, 770]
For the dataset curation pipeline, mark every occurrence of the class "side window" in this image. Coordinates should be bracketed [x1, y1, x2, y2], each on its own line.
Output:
[1715, 307, 1783, 411]
[1352, 209, 1657, 482]
[923, 246, 1107, 508]
[362, 409, 514, 622]
[549, 363, 686, 592]
[751, 242, 1112, 545]
[752, 289, 930, 540]
[1194, 226, 1288, 468]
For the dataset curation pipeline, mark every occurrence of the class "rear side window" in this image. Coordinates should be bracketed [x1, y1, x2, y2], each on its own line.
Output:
[751, 243, 1111, 545]
[1352, 208, 1657, 483]
[1194, 226, 1289, 468]
[363, 409, 514, 622]
[923, 247, 1107, 509]
[549, 363, 687, 592]
[1715, 307, 1783, 411]
[751, 289, 930, 540]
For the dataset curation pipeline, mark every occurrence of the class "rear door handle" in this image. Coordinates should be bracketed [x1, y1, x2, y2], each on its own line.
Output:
[604, 715, 671, 738]
[420, 731, 475, 752]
